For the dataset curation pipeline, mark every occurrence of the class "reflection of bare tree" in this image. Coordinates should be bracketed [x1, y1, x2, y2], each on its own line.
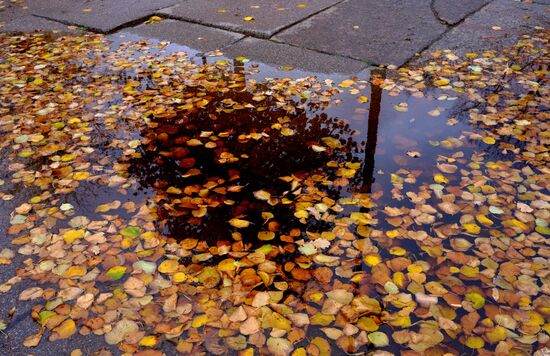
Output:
[125, 70, 363, 244]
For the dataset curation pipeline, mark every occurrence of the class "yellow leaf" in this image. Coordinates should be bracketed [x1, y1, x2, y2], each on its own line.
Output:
[63, 266, 87, 278]
[358, 95, 368, 103]
[389, 246, 406, 256]
[144, 16, 162, 25]
[243, 16, 254, 21]
[63, 230, 85, 244]
[476, 214, 494, 226]
[158, 260, 179, 274]
[486, 326, 507, 343]
[253, 190, 271, 200]
[139, 335, 158, 347]
[281, 127, 295, 136]
[357, 317, 379, 331]
[61, 154, 76, 162]
[339, 79, 355, 88]
[357, 225, 370, 237]
[172, 272, 188, 282]
[465, 336, 484, 349]
[434, 78, 450, 86]
[218, 259, 236, 272]
[95, 203, 111, 213]
[191, 314, 209, 328]
[465, 292, 485, 309]
[434, 173, 448, 184]
[228, 218, 250, 228]
[460, 265, 479, 277]
[364, 254, 381, 267]
[310, 313, 335, 326]
[463, 223, 481, 234]
[386, 230, 399, 238]
[106, 266, 126, 280]
[73, 172, 90, 180]
[53, 319, 76, 339]
[258, 231, 275, 241]
[482, 137, 496, 144]
[166, 186, 182, 194]
[503, 218, 529, 231]
[262, 312, 292, 330]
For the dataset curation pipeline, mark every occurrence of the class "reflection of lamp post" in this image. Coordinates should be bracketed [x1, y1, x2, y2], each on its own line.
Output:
[361, 69, 385, 193]
[233, 57, 245, 75]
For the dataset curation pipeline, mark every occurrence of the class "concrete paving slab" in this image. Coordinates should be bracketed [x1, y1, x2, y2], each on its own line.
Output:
[1, 14, 81, 33]
[223, 37, 367, 73]
[158, 0, 341, 38]
[125, 19, 244, 52]
[432, 0, 491, 25]
[26, 0, 177, 33]
[416, 0, 550, 62]
[274, 0, 447, 66]
[0, 3, 30, 23]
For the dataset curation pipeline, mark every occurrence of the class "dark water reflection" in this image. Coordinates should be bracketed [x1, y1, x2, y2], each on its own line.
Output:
[116, 40, 474, 251]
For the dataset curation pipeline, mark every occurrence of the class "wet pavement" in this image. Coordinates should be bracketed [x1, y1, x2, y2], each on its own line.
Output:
[0, 30, 548, 355]
[0, 0, 548, 70]
[0, 1, 549, 355]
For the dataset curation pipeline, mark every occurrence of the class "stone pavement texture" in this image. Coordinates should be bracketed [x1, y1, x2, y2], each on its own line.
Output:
[159, 0, 341, 38]
[274, 0, 449, 66]
[1, 0, 548, 73]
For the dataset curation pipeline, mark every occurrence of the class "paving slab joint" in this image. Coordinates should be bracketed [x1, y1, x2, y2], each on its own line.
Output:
[267, 0, 346, 38]
[267, 36, 373, 67]
[405, 0, 496, 66]
[32, 13, 159, 34]
[429, 0, 452, 26]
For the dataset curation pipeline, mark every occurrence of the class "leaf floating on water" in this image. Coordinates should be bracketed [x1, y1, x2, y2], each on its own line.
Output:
[465, 336, 485, 349]
[253, 190, 271, 200]
[368, 331, 389, 347]
[63, 229, 85, 244]
[106, 266, 126, 281]
[1, 28, 549, 356]
[50, 319, 76, 340]
[158, 260, 179, 274]
[228, 218, 251, 228]
[120, 226, 141, 238]
[338, 79, 355, 88]
[266, 337, 294, 355]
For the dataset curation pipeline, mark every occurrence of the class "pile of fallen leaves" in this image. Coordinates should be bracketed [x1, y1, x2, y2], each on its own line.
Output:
[0, 29, 548, 355]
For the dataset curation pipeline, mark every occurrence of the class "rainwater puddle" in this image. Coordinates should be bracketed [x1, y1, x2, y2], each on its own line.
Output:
[0, 31, 547, 355]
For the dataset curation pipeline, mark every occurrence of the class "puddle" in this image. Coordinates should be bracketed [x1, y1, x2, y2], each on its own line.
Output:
[0, 31, 548, 355]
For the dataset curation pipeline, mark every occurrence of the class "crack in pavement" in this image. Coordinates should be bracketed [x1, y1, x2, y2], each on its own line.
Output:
[404, 0, 496, 66]
[430, 0, 453, 26]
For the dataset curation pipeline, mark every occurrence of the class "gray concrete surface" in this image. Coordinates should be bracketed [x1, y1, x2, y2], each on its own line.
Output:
[0, 0, 548, 71]
[1, 14, 80, 33]
[127, 19, 245, 52]
[274, 0, 448, 66]
[26, 0, 177, 32]
[415, 0, 550, 62]
[432, 0, 491, 25]
[158, 0, 342, 38]
[223, 37, 367, 73]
